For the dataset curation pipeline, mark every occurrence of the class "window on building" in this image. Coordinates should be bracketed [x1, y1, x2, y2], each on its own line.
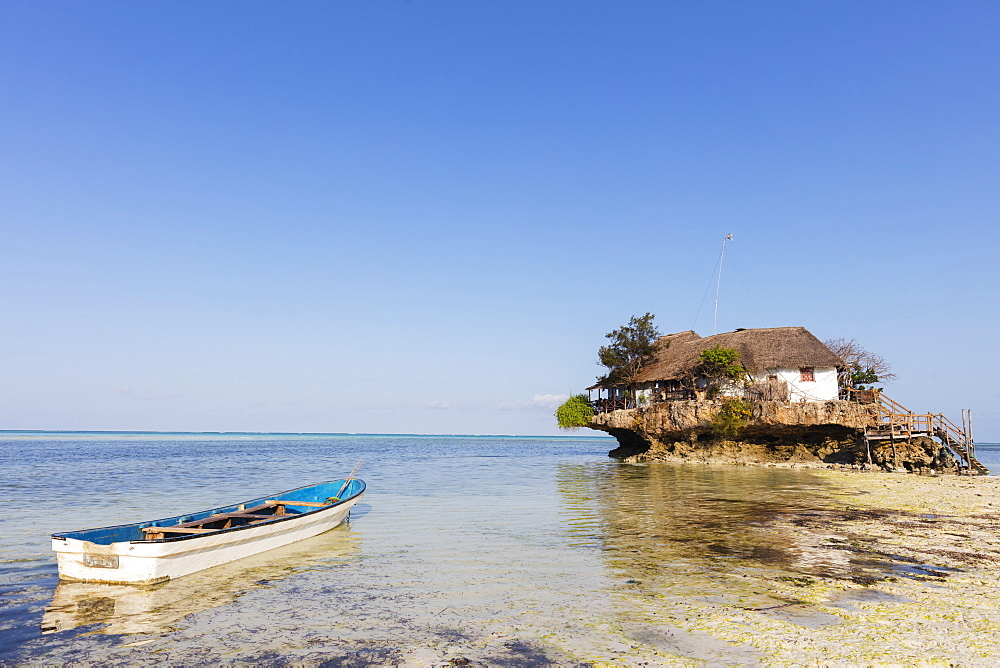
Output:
[800, 367, 815, 382]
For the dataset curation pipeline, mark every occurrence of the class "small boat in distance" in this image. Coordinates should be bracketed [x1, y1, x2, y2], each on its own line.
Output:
[52, 477, 366, 585]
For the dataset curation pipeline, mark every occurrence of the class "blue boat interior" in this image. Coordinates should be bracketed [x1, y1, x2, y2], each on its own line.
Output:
[52, 479, 365, 545]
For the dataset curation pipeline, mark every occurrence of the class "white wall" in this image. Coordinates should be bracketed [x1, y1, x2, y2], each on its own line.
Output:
[624, 368, 840, 404]
[751, 367, 838, 402]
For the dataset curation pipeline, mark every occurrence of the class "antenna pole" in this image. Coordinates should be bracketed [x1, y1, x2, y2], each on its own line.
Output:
[713, 234, 733, 334]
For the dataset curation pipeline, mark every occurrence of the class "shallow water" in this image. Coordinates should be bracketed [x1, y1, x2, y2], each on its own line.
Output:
[0, 433, 989, 664]
[971, 443, 1000, 474]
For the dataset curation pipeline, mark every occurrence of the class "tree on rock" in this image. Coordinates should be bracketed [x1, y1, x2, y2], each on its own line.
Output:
[597, 313, 662, 385]
[696, 345, 748, 383]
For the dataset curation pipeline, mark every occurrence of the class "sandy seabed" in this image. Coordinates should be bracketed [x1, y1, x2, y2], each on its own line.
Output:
[613, 470, 1000, 666]
[18, 468, 1000, 667]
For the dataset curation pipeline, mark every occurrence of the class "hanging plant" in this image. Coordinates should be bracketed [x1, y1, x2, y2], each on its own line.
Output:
[555, 394, 595, 430]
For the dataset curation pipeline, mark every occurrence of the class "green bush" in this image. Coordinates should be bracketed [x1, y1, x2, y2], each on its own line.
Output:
[698, 345, 747, 381]
[555, 394, 595, 430]
[707, 397, 752, 438]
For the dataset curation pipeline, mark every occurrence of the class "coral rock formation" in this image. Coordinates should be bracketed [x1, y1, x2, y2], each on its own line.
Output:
[589, 400, 957, 473]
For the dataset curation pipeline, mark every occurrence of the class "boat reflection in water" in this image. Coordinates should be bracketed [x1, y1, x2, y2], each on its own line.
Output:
[42, 523, 361, 636]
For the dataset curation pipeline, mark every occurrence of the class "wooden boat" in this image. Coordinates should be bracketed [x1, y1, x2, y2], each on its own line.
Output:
[43, 528, 362, 634]
[51, 478, 365, 585]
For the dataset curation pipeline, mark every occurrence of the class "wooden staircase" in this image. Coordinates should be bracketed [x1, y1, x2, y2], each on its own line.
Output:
[858, 390, 988, 475]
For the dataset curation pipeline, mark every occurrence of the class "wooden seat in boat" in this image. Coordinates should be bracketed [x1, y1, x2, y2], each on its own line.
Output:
[265, 499, 329, 508]
[141, 508, 298, 539]
[141, 527, 214, 534]
[140, 498, 333, 539]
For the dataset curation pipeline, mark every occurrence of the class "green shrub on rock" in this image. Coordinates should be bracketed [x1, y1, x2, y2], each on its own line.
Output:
[708, 397, 752, 438]
[555, 394, 595, 430]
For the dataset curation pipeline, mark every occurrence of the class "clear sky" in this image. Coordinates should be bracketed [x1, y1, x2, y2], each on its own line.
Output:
[2, 2, 998, 437]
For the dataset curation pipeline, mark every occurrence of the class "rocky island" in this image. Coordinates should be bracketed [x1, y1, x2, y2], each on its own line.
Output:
[567, 321, 984, 474]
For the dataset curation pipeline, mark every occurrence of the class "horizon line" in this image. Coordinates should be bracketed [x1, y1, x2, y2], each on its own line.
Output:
[0, 429, 614, 439]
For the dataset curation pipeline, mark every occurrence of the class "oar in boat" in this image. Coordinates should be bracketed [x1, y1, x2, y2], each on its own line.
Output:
[326, 458, 365, 503]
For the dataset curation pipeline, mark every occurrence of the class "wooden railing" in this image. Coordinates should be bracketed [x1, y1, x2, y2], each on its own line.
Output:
[845, 389, 986, 474]
[933, 413, 971, 452]
[590, 390, 695, 414]
[738, 380, 789, 403]
[590, 381, 784, 414]
[590, 397, 637, 413]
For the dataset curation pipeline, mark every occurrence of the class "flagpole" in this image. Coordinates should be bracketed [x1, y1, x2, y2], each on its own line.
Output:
[713, 234, 733, 335]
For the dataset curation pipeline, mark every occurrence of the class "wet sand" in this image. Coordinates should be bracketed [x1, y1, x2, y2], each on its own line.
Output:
[637, 470, 1000, 665]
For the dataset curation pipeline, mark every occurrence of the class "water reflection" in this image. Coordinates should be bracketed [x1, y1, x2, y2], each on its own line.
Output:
[41, 525, 361, 636]
[558, 463, 856, 580]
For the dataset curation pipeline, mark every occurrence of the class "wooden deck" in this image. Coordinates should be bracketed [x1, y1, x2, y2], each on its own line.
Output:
[858, 390, 987, 475]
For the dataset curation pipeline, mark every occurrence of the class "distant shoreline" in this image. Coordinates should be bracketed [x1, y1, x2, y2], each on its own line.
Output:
[0, 429, 617, 439]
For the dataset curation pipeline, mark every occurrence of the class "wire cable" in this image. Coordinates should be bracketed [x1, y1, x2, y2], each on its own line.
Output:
[725, 249, 767, 329]
[691, 245, 724, 331]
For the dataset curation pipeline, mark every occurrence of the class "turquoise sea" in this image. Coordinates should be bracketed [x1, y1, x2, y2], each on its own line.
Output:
[2, 432, 1000, 665]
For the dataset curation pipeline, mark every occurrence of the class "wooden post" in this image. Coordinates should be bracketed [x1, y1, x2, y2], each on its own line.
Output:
[969, 410, 975, 458]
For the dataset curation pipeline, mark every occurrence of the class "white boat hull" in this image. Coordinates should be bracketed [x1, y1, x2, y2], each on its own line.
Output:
[43, 527, 361, 635]
[52, 494, 361, 585]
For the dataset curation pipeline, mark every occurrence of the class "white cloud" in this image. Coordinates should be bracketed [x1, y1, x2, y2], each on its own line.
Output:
[426, 400, 454, 410]
[531, 393, 569, 409]
[496, 393, 568, 411]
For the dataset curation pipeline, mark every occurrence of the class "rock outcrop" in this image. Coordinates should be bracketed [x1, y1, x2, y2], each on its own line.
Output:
[589, 400, 958, 473]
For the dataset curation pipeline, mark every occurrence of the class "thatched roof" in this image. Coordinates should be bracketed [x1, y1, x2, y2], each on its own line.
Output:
[596, 327, 842, 387]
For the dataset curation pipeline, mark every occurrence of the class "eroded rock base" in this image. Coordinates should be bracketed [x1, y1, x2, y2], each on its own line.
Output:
[613, 431, 956, 473]
[593, 401, 958, 473]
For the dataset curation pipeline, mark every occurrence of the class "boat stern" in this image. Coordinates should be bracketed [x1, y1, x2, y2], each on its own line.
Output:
[51, 536, 169, 585]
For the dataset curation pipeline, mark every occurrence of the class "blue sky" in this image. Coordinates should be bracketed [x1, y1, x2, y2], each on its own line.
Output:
[2, 1, 998, 437]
